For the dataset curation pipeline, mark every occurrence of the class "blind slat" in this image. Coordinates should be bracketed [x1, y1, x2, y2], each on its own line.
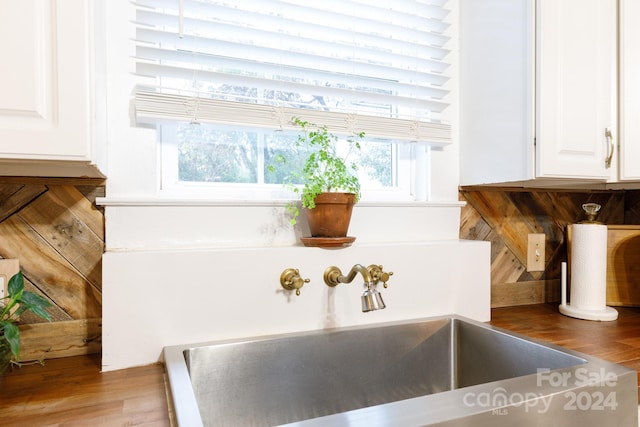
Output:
[137, 0, 451, 38]
[135, 5, 451, 49]
[135, 90, 451, 145]
[135, 20, 451, 65]
[135, 57, 450, 102]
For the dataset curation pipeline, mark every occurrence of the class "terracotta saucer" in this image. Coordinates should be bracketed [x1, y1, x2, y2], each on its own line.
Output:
[300, 236, 356, 248]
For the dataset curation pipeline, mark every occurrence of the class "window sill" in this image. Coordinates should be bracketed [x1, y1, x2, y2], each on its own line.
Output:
[96, 197, 465, 208]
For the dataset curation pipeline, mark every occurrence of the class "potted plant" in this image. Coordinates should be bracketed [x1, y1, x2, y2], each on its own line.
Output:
[0, 271, 51, 375]
[271, 118, 364, 244]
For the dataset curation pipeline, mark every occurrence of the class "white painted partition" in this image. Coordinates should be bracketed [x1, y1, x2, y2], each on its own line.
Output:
[102, 240, 490, 371]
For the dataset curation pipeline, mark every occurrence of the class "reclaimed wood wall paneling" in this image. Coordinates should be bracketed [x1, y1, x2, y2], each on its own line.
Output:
[0, 181, 104, 361]
[459, 188, 637, 308]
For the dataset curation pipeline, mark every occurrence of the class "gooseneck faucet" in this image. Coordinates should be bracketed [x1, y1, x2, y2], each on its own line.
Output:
[324, 264, 393, 312]
[324, 264, 373, 287]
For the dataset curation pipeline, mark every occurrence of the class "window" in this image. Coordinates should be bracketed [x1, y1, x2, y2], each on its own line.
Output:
[134, 0, 452, 201]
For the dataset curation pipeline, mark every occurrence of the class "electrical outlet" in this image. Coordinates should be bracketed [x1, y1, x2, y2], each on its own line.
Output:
[0, 259, 20, 300]
[527, 233, 546, 272]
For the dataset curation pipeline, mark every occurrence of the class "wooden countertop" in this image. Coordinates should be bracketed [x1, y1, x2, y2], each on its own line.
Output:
[490, 303, 640, 402]
[0, 354, 172, 426]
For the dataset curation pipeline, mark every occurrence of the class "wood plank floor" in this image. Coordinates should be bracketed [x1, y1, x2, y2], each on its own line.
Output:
[1, 303, 640, 426]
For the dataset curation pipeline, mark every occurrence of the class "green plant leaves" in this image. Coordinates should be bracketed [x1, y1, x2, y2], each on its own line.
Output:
[291, 118, 362, 208]
[7, 270, 24, 300]
[267, 117, 364, 224]
[1, 322, 20, 358]
[17, 292, 52, 321]
[0, 271, 52, 359]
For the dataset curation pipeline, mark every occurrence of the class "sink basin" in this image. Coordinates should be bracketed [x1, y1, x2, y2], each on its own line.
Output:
[164, 316, 638, 426]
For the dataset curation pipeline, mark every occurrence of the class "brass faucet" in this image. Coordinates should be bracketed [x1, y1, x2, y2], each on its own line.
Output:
[323, 264, 393, 312]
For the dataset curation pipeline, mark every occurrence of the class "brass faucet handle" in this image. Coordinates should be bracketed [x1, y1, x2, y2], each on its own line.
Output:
[380, 271, 393, 288]
[367, 265, 394, 288]
[280, 268, 310, 296]
[323, 266, 343, 287]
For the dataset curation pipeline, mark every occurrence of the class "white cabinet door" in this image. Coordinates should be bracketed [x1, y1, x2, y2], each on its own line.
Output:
[619, 0, 640, 181]
[535, 0, 616, 179]
[0, 0, 92, 162]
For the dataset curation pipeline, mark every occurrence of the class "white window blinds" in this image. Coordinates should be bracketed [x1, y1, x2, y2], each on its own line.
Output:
[134, 0, 452, 145]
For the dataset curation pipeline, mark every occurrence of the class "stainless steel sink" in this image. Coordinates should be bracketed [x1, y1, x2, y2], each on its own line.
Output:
[164, 316, 638, 426]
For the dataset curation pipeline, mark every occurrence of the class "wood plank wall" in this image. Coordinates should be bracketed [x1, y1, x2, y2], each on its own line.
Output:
[459, 188, 640, 308]
[0, 178, 105, 361]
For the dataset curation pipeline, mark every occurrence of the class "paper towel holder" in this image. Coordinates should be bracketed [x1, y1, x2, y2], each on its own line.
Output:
[559, 203, 618, 321]
[581, 203, 602, 223]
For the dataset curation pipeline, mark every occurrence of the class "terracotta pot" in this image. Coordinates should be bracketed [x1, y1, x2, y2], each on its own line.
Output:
[303, 192, 356, 237]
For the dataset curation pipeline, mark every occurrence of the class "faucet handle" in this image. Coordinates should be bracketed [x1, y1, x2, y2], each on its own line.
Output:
[367, 265, 394, 288]
[280, 268, 310, 296]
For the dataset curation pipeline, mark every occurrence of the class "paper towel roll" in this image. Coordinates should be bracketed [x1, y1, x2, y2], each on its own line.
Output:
[570, 223, 608, 310]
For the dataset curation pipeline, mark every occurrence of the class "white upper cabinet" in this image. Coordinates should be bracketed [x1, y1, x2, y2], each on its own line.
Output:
[535, 0, 615, 180]
[0, 0, 104, 177]
[460, 0, 617, 187]
[619, 0, 640, 181]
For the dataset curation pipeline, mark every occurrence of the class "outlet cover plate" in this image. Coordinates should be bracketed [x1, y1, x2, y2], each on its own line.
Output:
[0, 259, 20, 300]
[527, 234, 546, 272]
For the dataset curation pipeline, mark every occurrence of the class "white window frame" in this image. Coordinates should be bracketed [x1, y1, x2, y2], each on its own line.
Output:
[158, 125, 429, 202]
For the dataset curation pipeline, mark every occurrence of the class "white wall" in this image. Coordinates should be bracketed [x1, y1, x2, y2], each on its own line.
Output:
[102, 241, 489, 371]
[99, 0, 490, 371]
